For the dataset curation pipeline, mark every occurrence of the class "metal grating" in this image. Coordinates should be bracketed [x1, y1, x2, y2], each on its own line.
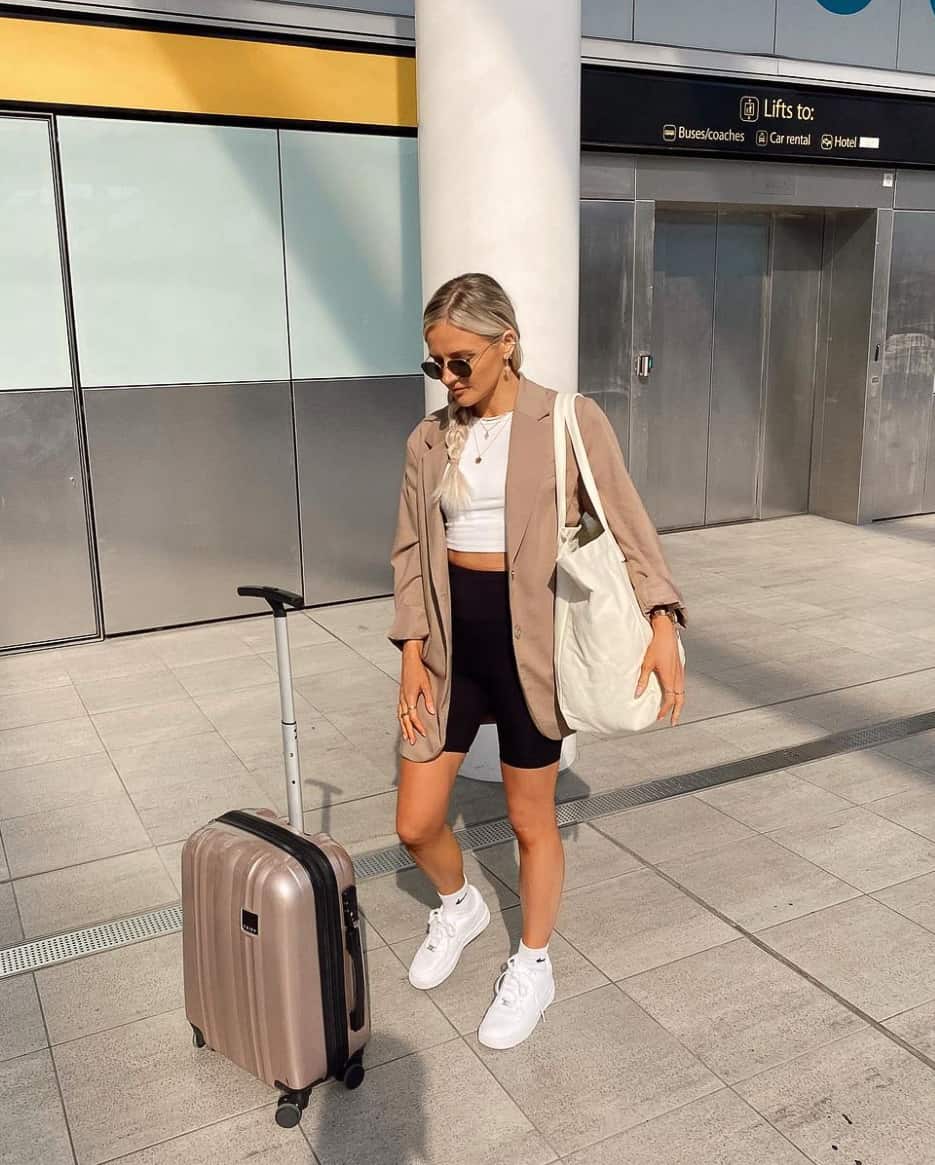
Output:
[2, 708, 933, 977]
[0, 904, 182, 978]
[352, 708, 935, 876]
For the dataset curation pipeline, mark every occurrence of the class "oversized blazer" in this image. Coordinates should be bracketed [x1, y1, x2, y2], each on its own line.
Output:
[388, 377, 685, 763]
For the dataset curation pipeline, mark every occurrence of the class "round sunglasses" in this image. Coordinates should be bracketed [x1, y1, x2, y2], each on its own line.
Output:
[421, 337, 501, 381]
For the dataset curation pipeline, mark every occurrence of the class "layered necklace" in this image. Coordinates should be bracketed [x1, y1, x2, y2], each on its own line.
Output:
[471, 412, 512, 464]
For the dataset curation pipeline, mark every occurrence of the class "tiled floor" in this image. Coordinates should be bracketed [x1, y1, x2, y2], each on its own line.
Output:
[1, 513, 935, 1163]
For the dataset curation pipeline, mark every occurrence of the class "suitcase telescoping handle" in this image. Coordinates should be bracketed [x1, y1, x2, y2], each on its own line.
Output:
[238, 586, 306, 830]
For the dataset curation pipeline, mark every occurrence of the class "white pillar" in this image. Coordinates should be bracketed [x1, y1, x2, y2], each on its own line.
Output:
[415, 0, 581, 780]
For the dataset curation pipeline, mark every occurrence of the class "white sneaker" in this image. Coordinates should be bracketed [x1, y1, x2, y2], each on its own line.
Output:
[408, 885, 491, 990]
[477, 954, 555, 1050]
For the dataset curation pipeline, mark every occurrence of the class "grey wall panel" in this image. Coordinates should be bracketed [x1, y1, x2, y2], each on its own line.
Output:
[0, 392, 97, 649]
[581, 154, 637, 200]
[895, 171, 935, 211]
[762, 213, 824, 518]
[810, 211, 877, 523]
[875, 210, 935, 517]
[776, 0, 900, 69]
[634, 0, 774, 54]
[294, 377, 423, 605]
[706, 212, 770, 523]
[84, 383, 300, 633]
[633, 155, 893, 209]
[0, 118, 70, 391]
[579, 201, 634, 457]
[58, 118, 290, 388]
[583, 0, 634, 39]
[897, 0, 935, 73]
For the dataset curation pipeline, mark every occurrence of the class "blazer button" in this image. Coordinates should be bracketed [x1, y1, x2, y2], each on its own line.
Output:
[513, 625, 522, 639]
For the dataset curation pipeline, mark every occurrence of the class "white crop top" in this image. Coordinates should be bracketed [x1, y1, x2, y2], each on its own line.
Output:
[442, 413, 513, 552]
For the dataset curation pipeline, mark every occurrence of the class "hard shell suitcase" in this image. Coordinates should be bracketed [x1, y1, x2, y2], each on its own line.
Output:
[182, 586, 369, 1129]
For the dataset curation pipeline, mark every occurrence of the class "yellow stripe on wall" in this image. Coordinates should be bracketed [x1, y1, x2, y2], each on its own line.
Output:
[0, 16, 417, 127]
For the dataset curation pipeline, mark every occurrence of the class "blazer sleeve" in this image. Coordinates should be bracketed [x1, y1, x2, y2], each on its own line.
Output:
[387, 426, 430, 648]
[575, 395, 687, 626]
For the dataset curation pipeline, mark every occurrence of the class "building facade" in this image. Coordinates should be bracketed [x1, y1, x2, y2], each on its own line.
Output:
[2, 1, 934, 651]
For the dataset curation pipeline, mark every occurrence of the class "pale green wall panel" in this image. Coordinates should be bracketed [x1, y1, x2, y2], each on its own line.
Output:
[0, 118, 70, 391]
[281, 131, 422, 380]
[57, 118, 290, 387]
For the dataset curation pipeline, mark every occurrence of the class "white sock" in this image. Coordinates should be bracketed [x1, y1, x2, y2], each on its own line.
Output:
[517, 939, 549, 968]
[439, 878, 470, 911]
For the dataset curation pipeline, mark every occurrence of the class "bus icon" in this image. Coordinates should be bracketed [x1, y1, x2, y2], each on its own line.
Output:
[663, 124, 677, 142]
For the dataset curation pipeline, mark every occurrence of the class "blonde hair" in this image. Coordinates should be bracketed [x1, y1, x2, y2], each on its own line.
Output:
[423, 273, 523, 512]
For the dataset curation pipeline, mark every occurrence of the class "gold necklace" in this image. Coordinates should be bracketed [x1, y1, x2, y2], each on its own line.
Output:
[472, 414, 511, 464]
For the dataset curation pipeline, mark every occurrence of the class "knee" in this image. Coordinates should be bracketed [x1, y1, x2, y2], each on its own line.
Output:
[396, 811, 443, 851]
[510, 812, 559, 850]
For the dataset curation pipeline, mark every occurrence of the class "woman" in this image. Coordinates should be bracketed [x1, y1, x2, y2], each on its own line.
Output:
[388, 273, 685, 1050]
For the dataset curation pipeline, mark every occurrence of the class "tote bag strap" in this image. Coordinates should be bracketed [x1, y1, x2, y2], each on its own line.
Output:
[560, 393, 613, 535]
[553, 392, 571, 542]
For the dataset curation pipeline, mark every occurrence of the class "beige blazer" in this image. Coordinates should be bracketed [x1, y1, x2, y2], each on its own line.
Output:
[387, 377, 685, 762]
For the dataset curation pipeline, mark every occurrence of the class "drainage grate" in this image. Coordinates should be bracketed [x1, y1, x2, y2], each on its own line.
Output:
[2, 708, 933, 977]
[353, 708, 935, 876]
[0, 904, 182, 978]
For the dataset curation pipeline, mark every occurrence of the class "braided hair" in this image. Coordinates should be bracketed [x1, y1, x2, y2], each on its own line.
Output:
[423, 273, 524, 512]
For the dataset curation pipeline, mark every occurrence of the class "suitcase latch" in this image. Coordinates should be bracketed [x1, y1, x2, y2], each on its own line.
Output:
[342, 887, 360, 932]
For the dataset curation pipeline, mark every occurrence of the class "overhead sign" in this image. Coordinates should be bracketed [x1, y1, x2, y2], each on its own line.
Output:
[582, 66, 935, 168]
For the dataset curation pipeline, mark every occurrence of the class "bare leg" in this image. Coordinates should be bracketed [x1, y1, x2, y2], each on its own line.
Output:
[396, 752, 466, 895]
[501, 761, 563, 947]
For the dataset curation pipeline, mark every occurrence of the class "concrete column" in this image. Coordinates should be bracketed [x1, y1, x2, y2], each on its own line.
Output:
[415, 0, 581, 780]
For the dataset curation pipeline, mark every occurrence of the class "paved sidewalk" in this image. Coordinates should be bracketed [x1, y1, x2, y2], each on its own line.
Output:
[1, 513, 935, 1164]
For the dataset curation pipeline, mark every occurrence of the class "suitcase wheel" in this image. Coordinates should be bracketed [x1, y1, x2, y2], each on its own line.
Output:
[191, 1025, 206, 1050]
[275, 1099, 303, 1129]
[342, 1059, 365, 1091]
[275, 1087, 311, 1129]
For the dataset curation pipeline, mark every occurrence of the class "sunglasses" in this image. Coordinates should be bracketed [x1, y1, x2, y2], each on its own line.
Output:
[421, 337, 501, 381]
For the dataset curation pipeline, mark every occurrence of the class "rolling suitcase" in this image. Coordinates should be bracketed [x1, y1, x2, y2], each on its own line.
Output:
[182, 585, 369, 1129]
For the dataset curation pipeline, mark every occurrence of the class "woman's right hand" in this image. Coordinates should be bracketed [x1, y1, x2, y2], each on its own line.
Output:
[398, 641, 435, 746]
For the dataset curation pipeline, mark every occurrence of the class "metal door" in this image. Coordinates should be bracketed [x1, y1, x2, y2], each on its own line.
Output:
[579, 200, 635, 459]
[876, 211, 935, 518]
[762, 213, 824, 519]
[632, 205, 819, 530]
[706, 212, 769, 524]
[637, 208, 716, 529]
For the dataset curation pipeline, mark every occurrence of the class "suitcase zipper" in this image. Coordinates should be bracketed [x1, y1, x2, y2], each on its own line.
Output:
[217, 811, 350, 1082]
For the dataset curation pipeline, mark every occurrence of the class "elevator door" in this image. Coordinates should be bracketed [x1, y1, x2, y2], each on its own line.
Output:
[639, 209, 769, 529]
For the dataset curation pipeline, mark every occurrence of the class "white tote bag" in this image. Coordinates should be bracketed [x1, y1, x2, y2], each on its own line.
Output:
[553, 393, 684, 735]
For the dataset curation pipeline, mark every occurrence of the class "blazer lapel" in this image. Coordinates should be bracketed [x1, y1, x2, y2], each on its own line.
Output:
[420, 430, 449, 606]
[506, 378, 554, 564]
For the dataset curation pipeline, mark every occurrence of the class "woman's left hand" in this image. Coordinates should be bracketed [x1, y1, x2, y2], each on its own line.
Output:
[635, 617, 685, 726]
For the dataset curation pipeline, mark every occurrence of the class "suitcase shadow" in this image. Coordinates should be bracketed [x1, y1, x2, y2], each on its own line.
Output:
[308, 1035, 429, 1163]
